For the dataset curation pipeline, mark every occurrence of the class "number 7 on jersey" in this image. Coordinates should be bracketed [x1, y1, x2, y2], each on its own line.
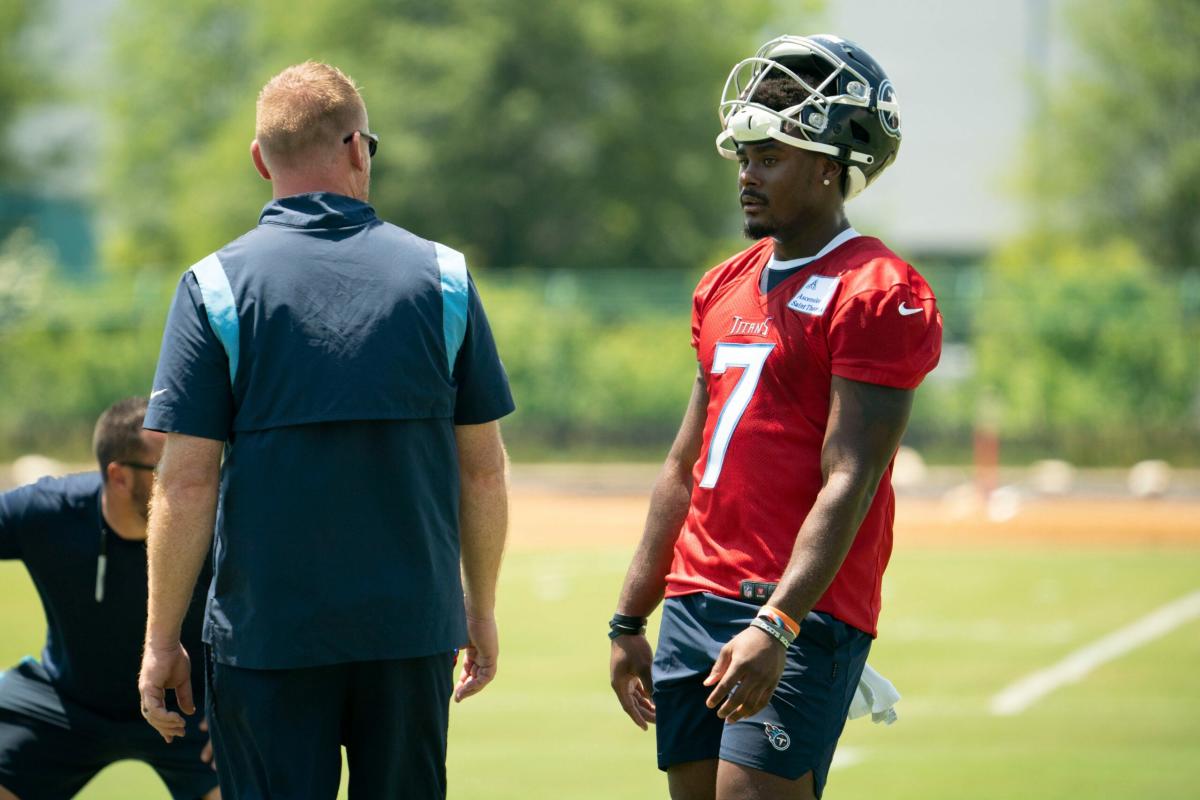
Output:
[699, 342, 775, 489]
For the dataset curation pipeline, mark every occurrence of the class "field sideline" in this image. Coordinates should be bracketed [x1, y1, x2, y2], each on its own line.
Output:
[1, 469, 1198, 798]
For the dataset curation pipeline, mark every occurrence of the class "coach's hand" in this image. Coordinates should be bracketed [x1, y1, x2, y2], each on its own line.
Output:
[610, 633, 656, 730]
[455, 615, 499, 702]
[138, 641, 194, 743]
[704, 626, 786, 724]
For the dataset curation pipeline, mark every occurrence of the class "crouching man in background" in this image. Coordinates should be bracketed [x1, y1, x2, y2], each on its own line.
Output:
[0, 397, 217, 800]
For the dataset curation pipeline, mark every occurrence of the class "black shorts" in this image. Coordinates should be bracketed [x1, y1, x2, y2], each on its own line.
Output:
[206, 648, 455, 799]
[0, 658, 217, 800]
[652, 593, 871, 798]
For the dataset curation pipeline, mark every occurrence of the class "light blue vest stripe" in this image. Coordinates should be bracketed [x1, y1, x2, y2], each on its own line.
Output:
[190, 253, 240, 385]
[434, 243, 469, 374]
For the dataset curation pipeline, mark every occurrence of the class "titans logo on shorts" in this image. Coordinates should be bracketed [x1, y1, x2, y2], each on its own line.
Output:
[652, 594, 870, 799]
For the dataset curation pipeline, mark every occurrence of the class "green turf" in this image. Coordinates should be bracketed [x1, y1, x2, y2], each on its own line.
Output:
[1, 545, 1198, 799]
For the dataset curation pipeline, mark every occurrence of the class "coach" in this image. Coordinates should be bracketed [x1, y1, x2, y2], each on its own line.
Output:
[0, 398, 216, 800]
[137, 62, 514, 798]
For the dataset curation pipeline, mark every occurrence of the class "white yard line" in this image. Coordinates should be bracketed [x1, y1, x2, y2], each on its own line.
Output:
[990, 589, 1200, 716]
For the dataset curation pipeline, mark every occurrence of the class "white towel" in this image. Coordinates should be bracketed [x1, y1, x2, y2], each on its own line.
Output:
[847, 662, 900, 725]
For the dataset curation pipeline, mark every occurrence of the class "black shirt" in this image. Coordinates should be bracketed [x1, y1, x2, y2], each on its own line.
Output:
[0, 473, 208, 720]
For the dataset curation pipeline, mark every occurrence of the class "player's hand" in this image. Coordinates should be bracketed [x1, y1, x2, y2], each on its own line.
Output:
[199, 717, 216, 771]
[138, 641, 194, 743]
[455, 615, 499, 702]
[703, 626, 786, 724]
[610, 633, 656, 730]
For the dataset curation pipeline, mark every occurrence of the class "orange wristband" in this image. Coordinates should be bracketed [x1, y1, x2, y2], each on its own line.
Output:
[759, 605, 800, 637]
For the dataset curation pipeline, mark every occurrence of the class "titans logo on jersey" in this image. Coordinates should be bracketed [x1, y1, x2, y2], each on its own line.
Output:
[665, 235, 943, 636]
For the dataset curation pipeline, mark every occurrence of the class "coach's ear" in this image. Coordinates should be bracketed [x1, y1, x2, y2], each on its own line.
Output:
[250, 140, 272, 181]
[105, 460, 132, 493]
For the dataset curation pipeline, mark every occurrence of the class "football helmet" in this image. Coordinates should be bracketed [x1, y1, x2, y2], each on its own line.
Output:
[716, 34, 901, 200]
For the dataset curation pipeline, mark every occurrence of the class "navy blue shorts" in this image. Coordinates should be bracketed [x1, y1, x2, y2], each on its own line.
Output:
[652, 593, 871, 798]
[206, 648, 454, 799]
[0, 658, 217, 800]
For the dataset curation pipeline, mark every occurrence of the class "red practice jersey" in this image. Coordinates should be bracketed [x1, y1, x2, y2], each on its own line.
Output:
[664, 235, 943, 636]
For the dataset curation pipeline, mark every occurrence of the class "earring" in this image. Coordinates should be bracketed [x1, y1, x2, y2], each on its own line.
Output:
[823, 179, 831, 186]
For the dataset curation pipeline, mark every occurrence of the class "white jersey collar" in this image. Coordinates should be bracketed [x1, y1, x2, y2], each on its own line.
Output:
[765, 227, 861, 271]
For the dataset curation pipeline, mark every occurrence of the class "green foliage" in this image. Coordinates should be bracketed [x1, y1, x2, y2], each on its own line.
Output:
[102, 0, 258, 269]
[0, 0, 40, 184]
[101, 0, 774, 274]
[1033, 0, 1200, 270]
[476, 273, 696, 457]
[973, 238, 1199, 462]
[0, 270, 171, 459]
[0, 228, 52, 331]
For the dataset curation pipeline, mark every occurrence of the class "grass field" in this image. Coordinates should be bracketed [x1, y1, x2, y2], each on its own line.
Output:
[1, 481, 1198, 799]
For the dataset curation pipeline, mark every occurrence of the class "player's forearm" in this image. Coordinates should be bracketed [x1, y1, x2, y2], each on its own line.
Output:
[769, 460, 886, 622]
[145, 478, 217, 649]
[768, 378, 913, 623]
[459, 456, 509, 620]
[616, 452, 693, 617]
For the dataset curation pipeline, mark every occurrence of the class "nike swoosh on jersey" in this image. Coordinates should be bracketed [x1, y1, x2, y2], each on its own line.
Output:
[150, 389, 168, 399]
[898, 303, 923, 316]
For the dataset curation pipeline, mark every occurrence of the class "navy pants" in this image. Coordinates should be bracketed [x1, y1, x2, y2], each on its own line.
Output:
[0, 658, 216, 800]
[207, 650, 454, 799]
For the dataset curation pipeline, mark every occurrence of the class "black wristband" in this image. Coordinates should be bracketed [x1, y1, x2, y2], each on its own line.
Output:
[610, 613, 647, 629]
[608, 612, 647, 640]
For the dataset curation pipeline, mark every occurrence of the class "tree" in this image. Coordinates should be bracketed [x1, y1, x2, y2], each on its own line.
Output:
[1033, 0, 1200, 270]
[972, 238, 1199, 463]
[0, 0, 38, 185]
[101, 0, 776, 273]
[101, 0, 258, 271]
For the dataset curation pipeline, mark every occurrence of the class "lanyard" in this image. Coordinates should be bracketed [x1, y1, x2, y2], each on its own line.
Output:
[95, 495, 108, 603]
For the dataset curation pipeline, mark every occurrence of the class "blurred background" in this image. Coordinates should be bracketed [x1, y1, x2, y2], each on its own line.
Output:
[0, 0, 1197, 798]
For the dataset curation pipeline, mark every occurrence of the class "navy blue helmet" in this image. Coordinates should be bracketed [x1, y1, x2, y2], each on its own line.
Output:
[717, 34, 902, 199]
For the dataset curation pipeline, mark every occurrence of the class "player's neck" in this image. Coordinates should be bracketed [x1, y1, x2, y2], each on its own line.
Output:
[771, 210, 850, 262]
[100, 488, 148, 542]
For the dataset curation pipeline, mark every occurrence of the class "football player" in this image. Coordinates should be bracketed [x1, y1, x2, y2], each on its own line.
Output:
[609, 35, 942, 800]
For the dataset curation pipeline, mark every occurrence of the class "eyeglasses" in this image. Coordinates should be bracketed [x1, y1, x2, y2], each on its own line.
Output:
[118, 461, 158, 472]
[342, 130, 379, 158]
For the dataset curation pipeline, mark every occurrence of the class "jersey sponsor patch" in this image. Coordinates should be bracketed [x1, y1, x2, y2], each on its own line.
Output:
[787, 275, 840, 316]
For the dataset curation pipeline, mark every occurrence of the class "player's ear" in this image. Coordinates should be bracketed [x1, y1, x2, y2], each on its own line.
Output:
[820, 158, 842, 185]
[819, 159, 847, 198]
[250, 140, 272, 181]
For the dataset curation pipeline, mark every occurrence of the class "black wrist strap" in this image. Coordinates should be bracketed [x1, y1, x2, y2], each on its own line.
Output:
[609, 612, 647, 640]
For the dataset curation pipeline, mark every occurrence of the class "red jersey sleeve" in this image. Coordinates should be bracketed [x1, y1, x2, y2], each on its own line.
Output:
[691, 280, 705, 352]
[828, 266, 943, 389]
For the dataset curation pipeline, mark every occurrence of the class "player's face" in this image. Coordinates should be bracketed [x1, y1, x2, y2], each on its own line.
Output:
[737, 142, 827, 240]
